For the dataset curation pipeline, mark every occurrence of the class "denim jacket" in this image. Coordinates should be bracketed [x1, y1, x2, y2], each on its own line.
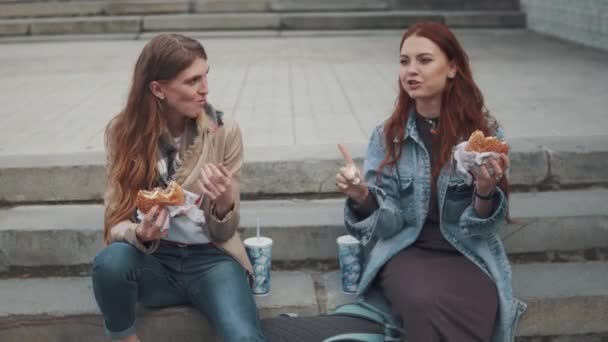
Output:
[344, 112, 527, 342]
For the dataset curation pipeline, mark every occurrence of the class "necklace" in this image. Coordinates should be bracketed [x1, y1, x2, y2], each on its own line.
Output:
[425, 117, 439, 135]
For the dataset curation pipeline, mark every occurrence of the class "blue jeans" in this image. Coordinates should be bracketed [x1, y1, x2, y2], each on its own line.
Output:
[92, 241, 266, 341]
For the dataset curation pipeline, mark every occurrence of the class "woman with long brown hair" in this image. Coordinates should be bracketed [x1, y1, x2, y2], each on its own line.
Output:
[92, 33, 266, 342]
[336, 22, 526, 341]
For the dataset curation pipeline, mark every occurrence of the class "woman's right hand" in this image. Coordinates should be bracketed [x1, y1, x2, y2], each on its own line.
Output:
[336, 144, 369, 205]
[135, 205, 169, 242]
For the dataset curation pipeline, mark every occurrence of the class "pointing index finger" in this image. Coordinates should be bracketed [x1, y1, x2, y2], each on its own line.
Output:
[337, 143, 354, 166]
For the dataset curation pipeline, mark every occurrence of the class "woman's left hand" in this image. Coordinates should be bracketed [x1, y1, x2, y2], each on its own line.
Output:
[197, 163, 234, 217]
[471, 154, 510, 196]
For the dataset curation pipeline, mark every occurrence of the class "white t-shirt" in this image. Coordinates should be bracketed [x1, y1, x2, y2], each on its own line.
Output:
[162, 135, 211, 245]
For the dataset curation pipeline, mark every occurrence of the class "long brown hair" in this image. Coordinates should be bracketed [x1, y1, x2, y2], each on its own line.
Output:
[103, 33, 207, 243]
[380, 22, 509, 199]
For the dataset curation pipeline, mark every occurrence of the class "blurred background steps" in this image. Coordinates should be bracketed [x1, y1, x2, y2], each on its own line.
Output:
[0, 1, 191, 18]
[0, 11, 526, 36]
[0, 0, 526, 36]
[0, 0, 521, 18]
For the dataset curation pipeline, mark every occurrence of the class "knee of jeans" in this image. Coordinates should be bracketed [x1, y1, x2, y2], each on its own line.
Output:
[92, 242, 140, 282]
[215, 260, 246, 278]
[209, 260, 248, 285]
[190, 260, 248, 297]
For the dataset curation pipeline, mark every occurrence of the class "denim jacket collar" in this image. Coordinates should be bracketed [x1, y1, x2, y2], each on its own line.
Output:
[403, 107, 421, 145]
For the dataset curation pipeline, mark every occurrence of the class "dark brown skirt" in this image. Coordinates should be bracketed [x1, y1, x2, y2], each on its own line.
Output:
[379, 246, 498, 342]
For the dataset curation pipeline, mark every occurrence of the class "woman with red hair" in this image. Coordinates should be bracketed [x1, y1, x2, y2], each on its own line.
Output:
[336, 22, 526, 341]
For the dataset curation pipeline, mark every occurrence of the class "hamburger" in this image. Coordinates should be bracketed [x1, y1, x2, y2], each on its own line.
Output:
[466, 130, 509, 155]
[135, 181, 185, 214]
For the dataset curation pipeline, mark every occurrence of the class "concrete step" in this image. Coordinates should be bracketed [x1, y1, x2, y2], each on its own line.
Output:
[0, 1, 190, 19]
[268, 0, 390, 12]
[0, 10, 526, 36]
[389, 0, 520, 11]
[104, 0, 190, 16]
[1, 262, 607, 341]
[1, 189, 607, 270]
[267, 0, 520, 12]
[0, 0, 520, 19]
[275, 10, 525, 30]
[0, 1, 106, 19]
[0, 15, 142, 36]
[0, 0, 522, 17]
[1, 136, 607, 204]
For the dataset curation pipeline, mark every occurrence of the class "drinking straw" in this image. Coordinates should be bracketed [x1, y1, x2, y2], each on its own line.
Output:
[256, 218, 260, 239]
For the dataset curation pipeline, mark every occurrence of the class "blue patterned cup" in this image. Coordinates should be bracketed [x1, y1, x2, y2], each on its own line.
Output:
[337, 235, 363, 294]
[244, 237, 273, 296]
[337, 235, 363, 293]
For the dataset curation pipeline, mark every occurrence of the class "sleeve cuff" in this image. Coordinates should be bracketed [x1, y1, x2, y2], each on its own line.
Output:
[122, 224, 159, 254]
[207, 202, 239, 242]
[458, 187, 507, 237]
[210, 202, 235, 223]
[349, 191, 380, 219]
[344, 185, 399, 244]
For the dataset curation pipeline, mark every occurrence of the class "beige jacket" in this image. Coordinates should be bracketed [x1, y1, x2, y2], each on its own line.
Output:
[105, 111, 253, 275]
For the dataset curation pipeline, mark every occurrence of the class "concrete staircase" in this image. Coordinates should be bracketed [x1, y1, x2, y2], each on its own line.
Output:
[0, 0, 526, 38]
[2, 264, 608, 342]
[1, 135, 608, 341]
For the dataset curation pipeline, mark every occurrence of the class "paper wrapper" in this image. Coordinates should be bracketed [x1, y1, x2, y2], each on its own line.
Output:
[453, 141, 501, 185]
[136, 189, 205, 231]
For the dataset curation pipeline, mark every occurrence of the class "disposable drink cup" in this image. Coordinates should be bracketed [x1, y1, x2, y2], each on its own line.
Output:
[244, 237, 273, 296]
[337, 235, 363, 294]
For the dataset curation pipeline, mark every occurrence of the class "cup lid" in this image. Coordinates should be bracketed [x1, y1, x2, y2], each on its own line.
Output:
[244, 236, 273, 247]
[337, 234, 360, 245]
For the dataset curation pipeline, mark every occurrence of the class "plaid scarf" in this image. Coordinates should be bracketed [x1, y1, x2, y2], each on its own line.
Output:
[156, 103, 224, 187]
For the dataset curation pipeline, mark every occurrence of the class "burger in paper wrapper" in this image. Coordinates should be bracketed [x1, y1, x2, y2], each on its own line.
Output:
[466, 130, 509, 154]
[135, 181, 205, 232]
[135, 181, 185, 214]
[454, 130, 509, 184]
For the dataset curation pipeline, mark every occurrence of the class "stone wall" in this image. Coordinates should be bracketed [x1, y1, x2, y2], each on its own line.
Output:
[521, 0, 608, 51]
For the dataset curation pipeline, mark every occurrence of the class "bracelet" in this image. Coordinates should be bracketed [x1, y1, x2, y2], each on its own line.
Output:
[474, 188, 495, 200]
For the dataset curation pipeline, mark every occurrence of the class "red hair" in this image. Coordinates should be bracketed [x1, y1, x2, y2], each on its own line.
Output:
[380, 22, 509, 201]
